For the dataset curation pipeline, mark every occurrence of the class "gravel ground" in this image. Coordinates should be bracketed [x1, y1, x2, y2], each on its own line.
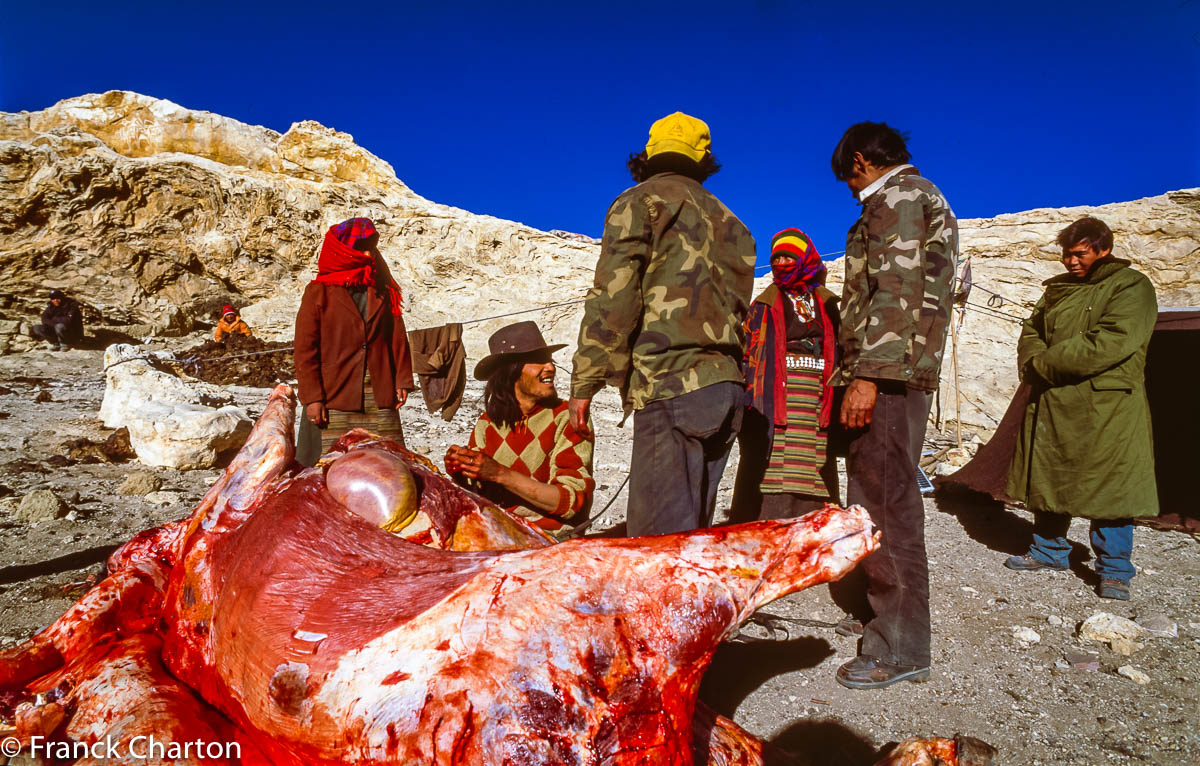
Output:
[1, 341, 1198, 765]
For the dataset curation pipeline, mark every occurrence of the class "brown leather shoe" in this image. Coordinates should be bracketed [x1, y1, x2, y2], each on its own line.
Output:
[1098, 578, 1131, 600]
[1004, 554, 1068, 572]
[836, 655, 930, 690]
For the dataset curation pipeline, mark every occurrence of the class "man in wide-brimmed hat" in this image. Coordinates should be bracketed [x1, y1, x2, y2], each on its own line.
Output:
[445, 320, 594, 539]
[570, 111, 755, 536]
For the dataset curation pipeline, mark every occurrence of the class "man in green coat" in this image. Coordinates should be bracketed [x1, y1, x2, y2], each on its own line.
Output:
[1005, 216, 1159, 601]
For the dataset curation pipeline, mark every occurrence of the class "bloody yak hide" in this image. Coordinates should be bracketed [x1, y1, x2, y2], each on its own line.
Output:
[0, 384, 993, 766]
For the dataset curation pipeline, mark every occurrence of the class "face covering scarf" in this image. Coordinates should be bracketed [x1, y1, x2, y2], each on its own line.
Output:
[313, 217, 404, 316]
[746, 229, 837, 428]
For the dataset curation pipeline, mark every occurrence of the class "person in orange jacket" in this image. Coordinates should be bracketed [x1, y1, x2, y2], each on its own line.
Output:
[214, 305, 253, 342]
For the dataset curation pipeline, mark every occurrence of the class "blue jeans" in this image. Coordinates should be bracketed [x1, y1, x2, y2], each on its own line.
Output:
[1029, 512, 1135, 583]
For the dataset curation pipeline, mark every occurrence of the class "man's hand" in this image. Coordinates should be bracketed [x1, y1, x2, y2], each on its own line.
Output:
[305, 401, 329, 428]
[445, 445, 504, 481]
[568, 396, 593, 439]
[444, 445, 466, 475]
[1019, 359, 1045, 386]
[396, 389, 409, 407]
[839, 378, 878, 430]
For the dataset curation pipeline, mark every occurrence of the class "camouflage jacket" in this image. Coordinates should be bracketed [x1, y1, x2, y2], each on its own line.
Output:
[571, 172, 756, 414]
[831, 167, 958, 392]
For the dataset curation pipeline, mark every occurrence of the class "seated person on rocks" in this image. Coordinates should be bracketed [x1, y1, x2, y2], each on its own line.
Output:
[31, 289, 83, 350]
[445, 321, 595, 539]
[214, 304, 253, 342]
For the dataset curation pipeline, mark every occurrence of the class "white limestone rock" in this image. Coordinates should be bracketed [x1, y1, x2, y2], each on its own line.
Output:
[100, 344, 251, 469]
[1012, 626, 1041, 646]
[1079, 612, 1145, 644]
[1117, 665, 1151, 685]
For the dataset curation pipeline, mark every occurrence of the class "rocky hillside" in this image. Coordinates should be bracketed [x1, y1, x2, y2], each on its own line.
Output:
[2, 91, 1197, 430]
[0, 91, 598, 351]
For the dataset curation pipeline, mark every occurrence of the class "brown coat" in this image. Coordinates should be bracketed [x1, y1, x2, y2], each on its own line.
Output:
[407, 322, 467, 421]
[294, 282, 415, 411]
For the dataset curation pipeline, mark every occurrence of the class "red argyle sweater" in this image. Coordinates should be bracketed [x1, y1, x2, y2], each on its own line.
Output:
[468, 400, 595, 533]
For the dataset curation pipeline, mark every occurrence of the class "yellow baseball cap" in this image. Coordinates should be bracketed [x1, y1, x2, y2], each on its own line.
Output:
[645, 111, 710, 162]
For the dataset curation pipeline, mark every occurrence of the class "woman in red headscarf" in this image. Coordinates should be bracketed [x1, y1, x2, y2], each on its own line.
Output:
[731, 228, 842, 520]
[294, 218, 415, 465]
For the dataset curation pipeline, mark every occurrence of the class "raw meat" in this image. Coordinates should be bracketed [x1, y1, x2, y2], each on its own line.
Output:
[0, 383, 990, 766]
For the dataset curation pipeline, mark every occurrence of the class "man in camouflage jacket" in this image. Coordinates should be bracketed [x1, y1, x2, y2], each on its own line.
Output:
[828, 122, 958, 691]
[569, 112, 755, 536]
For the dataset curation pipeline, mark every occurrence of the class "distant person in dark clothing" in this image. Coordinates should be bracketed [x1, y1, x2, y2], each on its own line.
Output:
[31, 289, 83, 350]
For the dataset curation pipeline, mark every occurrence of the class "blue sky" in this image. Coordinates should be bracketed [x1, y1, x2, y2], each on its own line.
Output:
[2, 1, 1198, 267]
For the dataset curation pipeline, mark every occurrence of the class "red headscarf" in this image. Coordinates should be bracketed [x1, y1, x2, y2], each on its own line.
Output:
[313, 218, 403, 316]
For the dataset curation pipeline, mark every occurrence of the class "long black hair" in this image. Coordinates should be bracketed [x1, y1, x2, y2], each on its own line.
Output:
[627, 150, 721, 184]
[483, 360, 527, 429]
[483, 356, 561, 429]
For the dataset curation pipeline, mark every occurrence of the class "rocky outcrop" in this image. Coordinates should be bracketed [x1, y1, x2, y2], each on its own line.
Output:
[0, 91, 597, 349]
[3, 91, 1197, 433]
[100, 344, 252, 469]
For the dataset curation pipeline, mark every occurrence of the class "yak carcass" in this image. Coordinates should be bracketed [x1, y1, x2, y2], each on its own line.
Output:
[0, 384, 988, 765]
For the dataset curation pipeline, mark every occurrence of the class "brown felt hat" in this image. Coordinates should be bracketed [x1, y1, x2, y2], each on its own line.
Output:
[473, 321, 566, 381]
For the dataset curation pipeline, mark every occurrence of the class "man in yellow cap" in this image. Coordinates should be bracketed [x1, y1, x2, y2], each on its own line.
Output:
[569, 112, 756, 536]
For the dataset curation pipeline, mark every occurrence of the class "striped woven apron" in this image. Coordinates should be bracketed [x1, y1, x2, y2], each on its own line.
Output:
[296, 369, 405, 464]
[760, 352, 832, 498]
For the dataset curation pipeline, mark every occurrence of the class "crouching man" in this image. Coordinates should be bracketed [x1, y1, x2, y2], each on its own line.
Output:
[445, 321, 595, 539]
[31, 289, 83, 350]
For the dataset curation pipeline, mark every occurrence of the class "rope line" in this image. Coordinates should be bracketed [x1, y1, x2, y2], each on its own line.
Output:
[103, 292, 1024, 374]
[961, 301, 1024, 325]
[100, 298, 591, 373]
[947, 388, 1001, 426]
[962, 280, 1035, 310]
[754, 249, 846, 273]
[461, 298, 586, 325]
[566, 473, 630, 538]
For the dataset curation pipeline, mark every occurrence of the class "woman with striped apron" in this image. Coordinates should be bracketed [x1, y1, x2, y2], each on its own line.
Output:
[731, 228, 841, 520]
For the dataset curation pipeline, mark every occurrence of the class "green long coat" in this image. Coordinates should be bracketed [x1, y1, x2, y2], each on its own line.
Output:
[1006, 258, 1159, 519]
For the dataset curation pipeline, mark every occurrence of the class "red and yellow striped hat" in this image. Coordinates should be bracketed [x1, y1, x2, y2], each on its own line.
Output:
[770, 229, 818, 261]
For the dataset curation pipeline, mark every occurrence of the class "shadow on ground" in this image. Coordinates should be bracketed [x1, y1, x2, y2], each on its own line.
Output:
[0, 544, 117, 585]
[699, 635, 883, 765]
[932, 487, 1096, 586]
[700, 635, 834, 717]
[767, 718, 891, 766]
